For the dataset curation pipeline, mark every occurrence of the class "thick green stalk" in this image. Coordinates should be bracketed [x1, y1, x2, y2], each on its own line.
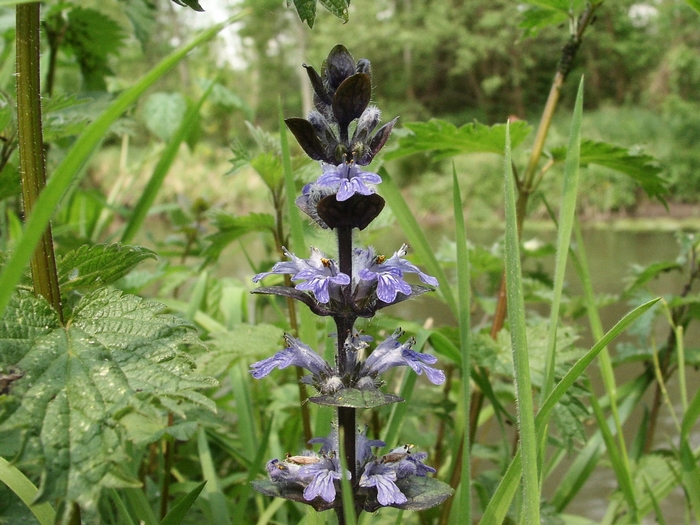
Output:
[16, 3, 63, 322]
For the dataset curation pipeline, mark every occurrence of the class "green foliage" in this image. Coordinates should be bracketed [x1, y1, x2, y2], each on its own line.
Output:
[289, 0, 349, 27]
[142, 92, 189, 142]
[171, 0, 204, 12]
[551, 139, 667, 203]
[386, 119, 532, 160]
[64, 7, 125, 92]
[0, 287, 215, 517]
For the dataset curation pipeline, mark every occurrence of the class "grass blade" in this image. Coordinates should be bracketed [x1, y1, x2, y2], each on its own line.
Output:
[541, 77, 583, 401]
[0, 456, 56, 525]
[197, 427, 232, 524]
[452, 165, 471, 524]
[378, 167, 458, 318]
[481, 298, 660, 523]
[0, 13, 246, 318]
[159, 481, 207, 525]
[502, 123, 540, 525]
[121, 81, 216, 244]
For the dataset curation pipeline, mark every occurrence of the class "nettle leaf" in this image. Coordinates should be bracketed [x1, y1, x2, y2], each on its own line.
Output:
[385, 119, 532, 160]
[142, 92, 188, 142]
[204, 211, 275, 259]
[551, 139, 668, 202]
[520, 5, 568, 36]
[0, 288, 216, 515]
[288, 0, 350, 27]
[57, 244, 157, 293]
[623, 260, 683, 296]
[197, 323, 284, 377]
[289, 0, 317, 27]
[171, 0, 204, 11]
[123, 0, 157, 46]
[64, 7, 125, 92]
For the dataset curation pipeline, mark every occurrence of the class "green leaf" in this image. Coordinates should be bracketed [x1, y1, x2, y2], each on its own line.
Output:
[551, 139, 667, 202]
[0, 288, 216, 514]
[159, 480, 206, 525]
[386, 119, 532, 160]
[520, 5, 568, 36]
[64, 8, 125, 92]
[197, 323, 283, 377]
[0, 456, 56, 525]
[623, 261, 683, 296]
[318, 0, 349, 22]
[171, 0, 204, 11]
[250, 152, 284, 190]
[123, 0, 157, 46]
[290, 0, 317, 27]
[142, 92, 188, 142]
[203, 211, 275, 259]
[57, 244, 157, 293]
[685, 0, 700, 13]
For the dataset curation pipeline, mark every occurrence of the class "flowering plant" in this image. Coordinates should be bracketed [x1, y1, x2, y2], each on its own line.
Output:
[250, 45, 453, 520]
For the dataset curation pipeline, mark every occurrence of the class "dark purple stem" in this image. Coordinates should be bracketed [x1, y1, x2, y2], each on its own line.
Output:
[335, 226, 358, 512]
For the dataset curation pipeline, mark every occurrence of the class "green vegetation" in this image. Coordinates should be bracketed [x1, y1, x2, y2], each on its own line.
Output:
[0, 0, 700, 524]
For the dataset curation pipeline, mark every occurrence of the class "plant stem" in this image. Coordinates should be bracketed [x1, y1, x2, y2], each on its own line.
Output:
[335, 225, 358, 516]
[160, 413, 174, 520]
[16, 3, 63, 323]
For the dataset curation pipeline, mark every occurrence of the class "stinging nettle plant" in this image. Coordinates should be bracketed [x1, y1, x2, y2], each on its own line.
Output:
[249, 44, 454, 520]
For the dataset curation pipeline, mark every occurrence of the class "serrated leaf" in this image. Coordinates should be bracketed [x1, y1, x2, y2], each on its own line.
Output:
[0, 288, 216, 514]
[197, 323, 284, 377]
[204, 212, 275, 259]
[520, 5, 568, 36]
[142, 92, 188, 142]
[385, 119, 532, 161]
[57, 244, 157, 293]
[623, 260, 682, 296]
[290, 0, 317, 27]
[551, 139, 668, 202]
[123, 0, 157, 46]
[319, 0, 350, 22]
[64, 8, 125, 92]
[250, 152, 284, 190]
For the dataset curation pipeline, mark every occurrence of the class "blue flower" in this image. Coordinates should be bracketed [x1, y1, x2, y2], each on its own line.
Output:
[359, 461, 407, 506]
[250, 334, 333, 380]
[360, 329, 445, 385]
[300, 459, 343, 503]
[253, 247, 350, 304]
[357, 244, 438, 303]
[316, 162, 382, 202]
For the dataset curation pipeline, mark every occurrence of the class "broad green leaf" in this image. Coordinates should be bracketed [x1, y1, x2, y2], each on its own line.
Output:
[0, 288, 216, 515]
[319, 0, 349, 22]
[124, 0, 157, 46]
[251, 152, 284, 189]
[686, 0, 700, 13]
[203, 211, 275, 259]
[64, 8, 125, 92]
[520, 5, 568, 35]
[623, 261, 683, 296]
[290, 0, 317, 27]
[142, 92, 188, 142]
[171, 0, 204, 11]
[197, 323, 283, 377]
[551, 139, 667, 202]
[57, 244, 156, 293]
[385, 119, 532, 161]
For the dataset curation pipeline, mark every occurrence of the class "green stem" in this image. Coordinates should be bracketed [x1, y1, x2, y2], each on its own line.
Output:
[16, 3, 63, 322]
